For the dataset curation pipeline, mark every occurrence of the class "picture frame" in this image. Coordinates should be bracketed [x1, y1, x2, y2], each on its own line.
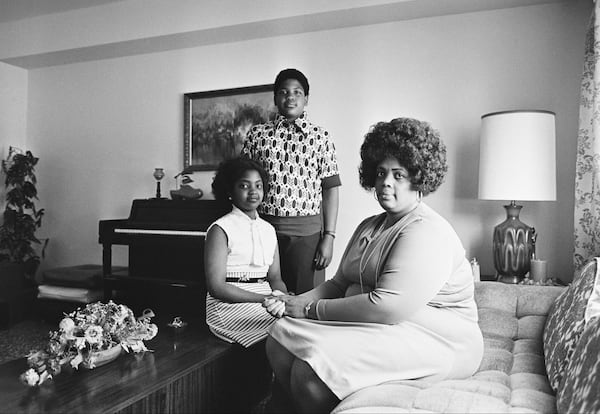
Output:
[183, 84, 276, 170]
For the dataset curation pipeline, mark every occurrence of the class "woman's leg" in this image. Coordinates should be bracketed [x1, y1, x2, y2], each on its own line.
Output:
[290, 358, 339, 413]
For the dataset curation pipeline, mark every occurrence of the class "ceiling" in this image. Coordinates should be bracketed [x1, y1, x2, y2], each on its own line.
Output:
[0, 0, 570, 69]
[0, 0, 570, 25]
[0, 0, 124, 23]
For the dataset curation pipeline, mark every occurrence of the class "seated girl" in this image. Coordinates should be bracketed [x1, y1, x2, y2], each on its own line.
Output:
[204, 157, 288, 347]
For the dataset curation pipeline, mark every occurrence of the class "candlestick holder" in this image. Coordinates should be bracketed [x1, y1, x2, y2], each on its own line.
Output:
[153, 168, 165, 199]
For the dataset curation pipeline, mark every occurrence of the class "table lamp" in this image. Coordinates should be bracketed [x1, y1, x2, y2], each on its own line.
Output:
[478, 110, 556, 283]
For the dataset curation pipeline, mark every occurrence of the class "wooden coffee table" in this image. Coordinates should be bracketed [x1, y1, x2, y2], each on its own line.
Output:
[0, 320, 271, 413]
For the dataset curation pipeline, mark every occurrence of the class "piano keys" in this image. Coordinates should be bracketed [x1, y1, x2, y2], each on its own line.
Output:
[98, 198, 230, 317]
[114, 228, 206, 237]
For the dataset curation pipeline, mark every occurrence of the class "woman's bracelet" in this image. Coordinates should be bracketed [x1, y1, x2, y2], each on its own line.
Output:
[304, 301, 314, 319]
[315, 299, 322, 320]
[323, 230, 336, 238]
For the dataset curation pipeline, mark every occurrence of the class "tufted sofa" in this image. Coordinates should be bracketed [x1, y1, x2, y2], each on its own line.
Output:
[332, 259, 600, 414]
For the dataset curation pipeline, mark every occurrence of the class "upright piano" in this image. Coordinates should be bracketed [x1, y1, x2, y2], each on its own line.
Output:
[98, 198, 230, 318]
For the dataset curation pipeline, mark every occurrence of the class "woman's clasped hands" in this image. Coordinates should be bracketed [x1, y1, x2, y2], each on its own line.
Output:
[263, 292, 311, 319]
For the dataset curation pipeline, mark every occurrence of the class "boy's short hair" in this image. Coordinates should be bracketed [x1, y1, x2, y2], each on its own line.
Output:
[274, 68, 309, 96]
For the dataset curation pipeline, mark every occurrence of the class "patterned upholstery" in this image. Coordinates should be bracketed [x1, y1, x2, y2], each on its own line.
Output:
[332, 283, 564, 414]
[543, 259, 598, 392]
[557, 316, 600, 414]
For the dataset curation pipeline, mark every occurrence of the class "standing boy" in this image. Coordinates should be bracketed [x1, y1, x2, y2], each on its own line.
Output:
[241, 68, 341, 294]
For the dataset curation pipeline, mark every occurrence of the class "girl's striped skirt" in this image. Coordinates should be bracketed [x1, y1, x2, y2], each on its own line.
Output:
[205, 278, 276, 347]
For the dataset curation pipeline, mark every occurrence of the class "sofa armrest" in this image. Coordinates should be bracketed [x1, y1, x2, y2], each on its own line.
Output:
[475, 282, 564, 340]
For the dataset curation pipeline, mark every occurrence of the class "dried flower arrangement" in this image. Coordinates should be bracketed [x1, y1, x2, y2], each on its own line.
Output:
[20, 301, 158, 386]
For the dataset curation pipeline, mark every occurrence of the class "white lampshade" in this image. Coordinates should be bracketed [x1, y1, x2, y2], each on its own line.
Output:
[478, 110, 556, 201]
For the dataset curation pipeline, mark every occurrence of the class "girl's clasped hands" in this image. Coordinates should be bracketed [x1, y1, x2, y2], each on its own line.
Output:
[263, 292, 311, 319]
[263, 290, 285, 318]
[264, 290, 286, 318]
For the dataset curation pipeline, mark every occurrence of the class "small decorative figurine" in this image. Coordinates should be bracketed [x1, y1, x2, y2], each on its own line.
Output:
[153, 168, 166, 199]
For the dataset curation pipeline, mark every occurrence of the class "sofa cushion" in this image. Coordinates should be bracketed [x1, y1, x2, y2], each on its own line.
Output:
[543, 258, 599, 392]
[330, 379, 513, 413]
[332, 371, 557, 413]
[556, 316, 600, 413]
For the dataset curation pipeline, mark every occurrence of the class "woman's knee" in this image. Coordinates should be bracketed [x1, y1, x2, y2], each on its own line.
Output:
[290, 359, 339, 412]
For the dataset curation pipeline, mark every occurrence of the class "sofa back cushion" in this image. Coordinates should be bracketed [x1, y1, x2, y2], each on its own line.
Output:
[476, 282, 563, 341]
[543, 258, 600, 392]
[556, 316, 600, 413]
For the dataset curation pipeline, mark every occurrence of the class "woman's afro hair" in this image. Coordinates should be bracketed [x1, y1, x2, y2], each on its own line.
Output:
[359, 117, 448, 196]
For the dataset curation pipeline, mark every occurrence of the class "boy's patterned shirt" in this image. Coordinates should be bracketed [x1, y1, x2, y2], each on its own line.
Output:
[241, 112, 340, 217]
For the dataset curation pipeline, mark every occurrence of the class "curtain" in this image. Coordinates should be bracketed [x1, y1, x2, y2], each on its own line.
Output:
[574, 2, 600, 270]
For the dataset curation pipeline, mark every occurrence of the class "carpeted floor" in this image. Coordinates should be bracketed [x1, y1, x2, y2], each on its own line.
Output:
[0, 319, 55, 364]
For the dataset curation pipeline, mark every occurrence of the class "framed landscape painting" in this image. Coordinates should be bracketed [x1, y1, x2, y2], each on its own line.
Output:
[183, 84, 276, 170]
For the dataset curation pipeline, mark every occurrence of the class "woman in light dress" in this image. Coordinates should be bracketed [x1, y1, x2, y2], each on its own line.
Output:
[263, 117, 484, 412]
[204, 157, 288, 347]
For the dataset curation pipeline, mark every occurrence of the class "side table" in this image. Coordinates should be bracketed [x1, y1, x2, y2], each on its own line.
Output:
[480, 274, 498, 282]
[479, 273, 566, 286]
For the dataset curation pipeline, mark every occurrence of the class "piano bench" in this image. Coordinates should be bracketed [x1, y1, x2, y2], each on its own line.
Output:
[41, 264, 119, 289]
[35, 264, 126, 323]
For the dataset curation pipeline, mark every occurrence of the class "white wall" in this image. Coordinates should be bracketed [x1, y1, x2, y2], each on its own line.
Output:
[0, 62, 27, 154]
[0, 62, 27, 208]
[24, 1, 590, 281]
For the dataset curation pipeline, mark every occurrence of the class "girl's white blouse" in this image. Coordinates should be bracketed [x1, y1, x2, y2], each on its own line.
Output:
[207, 206, 277, 274]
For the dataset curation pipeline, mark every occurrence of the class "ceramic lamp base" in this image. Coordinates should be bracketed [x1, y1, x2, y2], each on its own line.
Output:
[492, 201, 534, 283]
[496, 274, 521, 284]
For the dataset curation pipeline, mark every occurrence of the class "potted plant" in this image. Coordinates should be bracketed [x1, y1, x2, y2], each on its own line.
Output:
[0, 146, 47, 327]
[0, 146, 47, 278]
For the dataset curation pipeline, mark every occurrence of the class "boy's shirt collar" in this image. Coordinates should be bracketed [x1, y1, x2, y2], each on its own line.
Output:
[274, 111, 311, 136]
